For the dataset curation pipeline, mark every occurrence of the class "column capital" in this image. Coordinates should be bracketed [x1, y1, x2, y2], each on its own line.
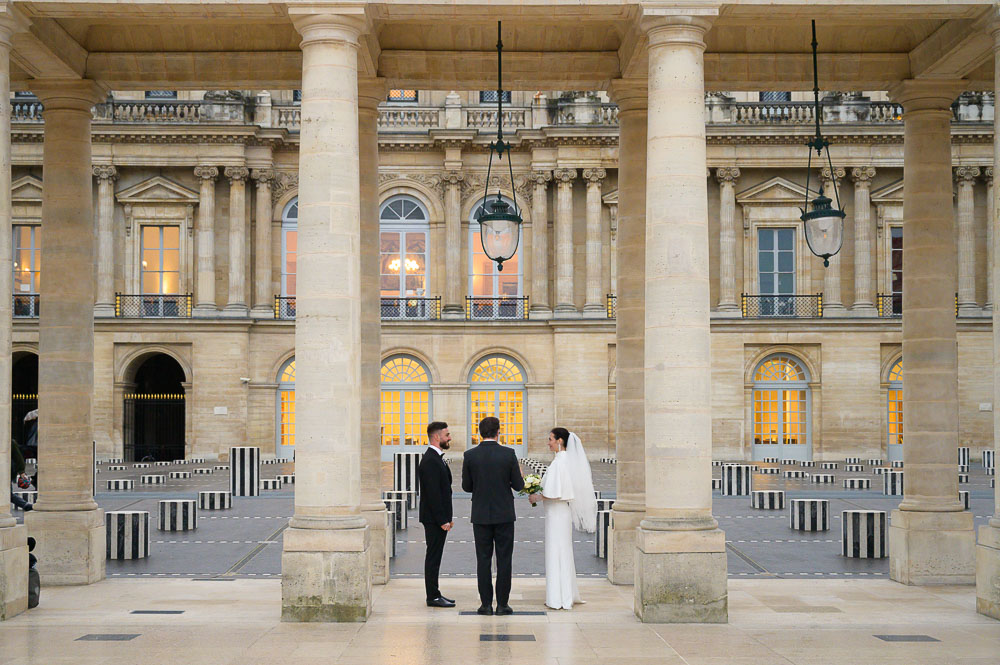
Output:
[92, 165, 118, 182]
[955, 165, 981, 184]
[528, 170, 552, 186]
[31, 79, 107, 111]
[440, 170, 464, 187]
[607, 79, 647, 111]
[640, 12, 716, 47]
[224, 166, 249, 184]
[289, 10, 367, 48]
[552, 168, 577, 185]
[820, 166, 846, 185]
[194, 165, 218, 181]
[714, 166, 740, 184]
[582, 168, 607, 185]
[251, 168, 276, 184]
[985, 166, 994, 184]
[888, 79, 966, 113]
[358, 77, 388, 112]
[850, 166, 876, 184]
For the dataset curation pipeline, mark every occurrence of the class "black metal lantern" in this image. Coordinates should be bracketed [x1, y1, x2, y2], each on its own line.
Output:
[800, 20, 845, 267]
[477, 20, 522, 272]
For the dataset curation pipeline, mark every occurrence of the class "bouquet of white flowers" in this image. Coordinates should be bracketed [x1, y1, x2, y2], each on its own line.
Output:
[519, 474, 543, 506]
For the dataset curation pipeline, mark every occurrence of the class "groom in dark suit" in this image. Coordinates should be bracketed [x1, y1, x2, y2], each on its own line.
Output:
[462, 416, 525, 616]
[419, 421, 455, 608]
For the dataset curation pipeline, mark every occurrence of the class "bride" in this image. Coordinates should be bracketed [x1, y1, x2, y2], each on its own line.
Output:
[529, 427, 597, 610]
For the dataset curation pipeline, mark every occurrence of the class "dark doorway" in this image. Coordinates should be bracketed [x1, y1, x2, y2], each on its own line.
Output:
[124, 353, 186, 462]
[12, 352, 38, 458]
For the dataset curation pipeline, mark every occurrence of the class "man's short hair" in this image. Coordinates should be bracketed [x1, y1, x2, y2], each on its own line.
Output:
[427, 421, 448, 439]
[478, 416, 500, 440]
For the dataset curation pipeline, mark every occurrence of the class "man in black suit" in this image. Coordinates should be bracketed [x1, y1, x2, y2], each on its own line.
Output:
[462, 416, 525, 616]
[419, 421, 455, 608]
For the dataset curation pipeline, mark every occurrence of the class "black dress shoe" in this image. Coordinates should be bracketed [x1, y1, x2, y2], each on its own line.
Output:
[427, 596, 455, 608]
[438, 594, 455, 604]
[495, 605, 514, 616]
[476, 605, 494, 616]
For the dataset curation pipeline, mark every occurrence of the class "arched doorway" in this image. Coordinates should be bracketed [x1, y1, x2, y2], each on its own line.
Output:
[380, 354, 431, 461]
[468, 354, 525, 456]
[12, 352, 38, 457]
[886, 358, 903, 462]
[751, 353, 812, 461]
[124, 353, 186, 461]
[275, 358, 295, 460]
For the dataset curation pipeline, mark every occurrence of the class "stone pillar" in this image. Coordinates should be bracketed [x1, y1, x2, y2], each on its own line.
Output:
[529, 170, 552, 317]
[715, 167, 740, 313]
[888, 79, 974, 586]
[251, 168, 275, 318]
[820, 166, 846, 315]
[282, 10, 370, 622]
[635, 15, 727, 623]
[607, 79, 646, 585]
[441, 170, 465, 319]
[358, 77, 389, 584]
[582, 168, 607, 316]
[850, 166, 877, 315]
[0, 19, 28, 619]
[223, 166, 249, 316]
[23, 79, 108, 586]
[193, 166, 219, 316]
[93, 165, 118, 317]
[986, 168, 994, 312]
[552, 168, 577, 316]
[955, 166, 981, 316]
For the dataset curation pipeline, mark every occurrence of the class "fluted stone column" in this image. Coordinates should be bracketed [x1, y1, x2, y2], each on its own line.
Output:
[820, 166, 846, 315]
[193, 166, 219, 316]
[607, 79, 646, 585]
[955, 166, 981, 316]
[93, 165, 118, 317]
[529, 170, 552, 317]
[715, 167, 740, 313]
[552, 168, 577, 316]
[223, 166, 249, 316]
[441, 170, 465, 319]
[23, 79, 108, 586]
[0, 19, 28, 620]
[251, 168, 275, 318]
[635, 14, 726, 623]
[582, 168, 607, 316]
[986, 168, 994, 312]
[282, 11, 370, 622]
[851, 166, 877, 315]
[358, 77, 389, 584]
[888, 79, 974, 586]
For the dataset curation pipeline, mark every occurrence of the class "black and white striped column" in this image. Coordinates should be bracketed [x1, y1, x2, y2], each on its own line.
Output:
[958, 446, 970, 467]
[845, 464, 864, 472]
[596, 510, 612, 558]
[383, 490, 416, 513]
[800, 461, 816, 468]
[169, 471, 191, 479]
[383, 498, 408, 530]
[867, 458, 883, 467]
[596, 498, 616, 512]
[107, 479, 134, 491]
[843, 478, 871, 489]
[279, 474, 295, 484]
[891, 460, 904, 469]
[784, 470, 807, 479]
[158, 500, 197, 531]
[883, 471, 904, 496]
[762, 457, 779, 463]
[841, 510, 887, 558]
[722, 464, 753, 496]
[789, 499, 829, 531]
[984, 450, 995, 469]
[230, 446, 260, 497]
[393, 451, 423, 497]
[105, 511, 149, 559]
[751, 490, 784, 510]
[960, 490, 970, 510]
[811, 474, 836, 484]
[199, 491, 232, 510]
[194, 468, 213, 475]
[845, 457, 861, 464]
[821, 462, 838, 470]
[140, 474, 165, 485]
[260, 479, 281, 490]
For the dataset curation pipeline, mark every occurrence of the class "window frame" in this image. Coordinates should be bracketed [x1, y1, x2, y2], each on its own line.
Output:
[281, 198, 298, 298]
[889, 225, 903, 315]
[479, 90, 512, 105]
[387, 89, 418, 104]
[275, 358, 296, 460]
[139, 224, 181, 295]
[380, 354, 432, 455]
[468, 355, 526, 452]
[886, 358, 903, 455]
[468, 196, 523, 299]
[750, 353, 812, 460]
[379, 195, 430, 298]
[12, 224, 40, 295]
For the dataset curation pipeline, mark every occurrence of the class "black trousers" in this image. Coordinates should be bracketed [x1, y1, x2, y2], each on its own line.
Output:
[472, 522, 515, 607]
[423, 522, 448, 601]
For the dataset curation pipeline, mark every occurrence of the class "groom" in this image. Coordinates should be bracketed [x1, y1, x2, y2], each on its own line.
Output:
[462, 416, 525, 616]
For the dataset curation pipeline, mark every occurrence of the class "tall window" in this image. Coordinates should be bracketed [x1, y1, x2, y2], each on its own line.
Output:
[388, 89, 417, 103]
[379, 196, 428, 297]
[276, 359, 295, 459]
[758, 228, 794, 316]
[752, 354, 810, 456]
[480, 90, 512, 104]
[281, 199, 298, 297]
[469, 355, 524, 449]
[470, 197, 521, 298]
[890, 226, 902, 315]
[141, 226, 180, 294]
[12, 225, 40, 294]
[380, 355, 431, 448]
[887, 359, 903, 450]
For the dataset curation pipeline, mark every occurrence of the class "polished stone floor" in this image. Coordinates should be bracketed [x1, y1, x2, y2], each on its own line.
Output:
[1, 577, 998, 665]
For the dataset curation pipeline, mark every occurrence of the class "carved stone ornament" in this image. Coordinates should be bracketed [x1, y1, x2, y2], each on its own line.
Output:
[194, 165, 219, 181]
[224, 166, 249, 183]
[954, 165, 981, 184]
[715, 167, 740, 184]
[819, 166, 846, 184]
[850, 166, 876, 183]
[985, 166, 994, 185]
[92, 165, 118, 182]
[270, 172, 297, 206]
[582, 167, 607, 184]
[552, 168, 577, 184]
[251, 168, 275, 185]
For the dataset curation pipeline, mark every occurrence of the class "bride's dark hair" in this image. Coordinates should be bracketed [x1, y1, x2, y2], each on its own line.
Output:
[550, 427, 570, 449]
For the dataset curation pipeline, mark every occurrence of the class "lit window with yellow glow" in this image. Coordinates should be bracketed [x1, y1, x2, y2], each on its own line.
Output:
[470, 197, 521, 299]
[380, 355, 431, 447]
[752, 354, 809, 448]
[887, 358, 902, 447]
[469, 356, 524, 448]
[141, 225, 180, 294]
[277, 359, 296, 454]
[12, 225, 40, 294]
[379, 196, 428, 298]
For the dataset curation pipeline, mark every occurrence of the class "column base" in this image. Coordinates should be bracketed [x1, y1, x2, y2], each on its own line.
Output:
[552, 305, 580, 319]
[192, 304, 219, 318]
[850, 303, 879, 317]
[528, 306, 552, 320]
[821, 304, 847, 317]
[711, 308, 741, 319]
[441, 305, 465, 320]
[634, 526, 728, 623]
[888, 509, 975, 585]
[607, 506, 644, 585]
[360, 507, 390, 585]
[976, 523, 1000, 619]
[250, 306, 274, 320]
[24, 509, 105, 586]
[219, 304, 250, 318]
[93, 303, 116, 318]
[281, 524, 371, 622]
[958, 304, 984, 317]
[0, 524, 28, 620]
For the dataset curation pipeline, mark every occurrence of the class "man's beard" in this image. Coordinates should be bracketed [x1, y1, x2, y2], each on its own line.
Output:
[439, 440, 451, 450]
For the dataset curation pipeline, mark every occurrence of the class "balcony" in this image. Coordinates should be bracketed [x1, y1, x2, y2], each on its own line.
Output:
[115, 294, 192, 318]
[465, 296, 529, 321]
[606, 294, 617, 319]
[13, 294, 38, 318]
[876, 293, 902, 318]
[741, 294, 823, 319]
[380, 297, 441, 321]
[274, 296, 296, 320]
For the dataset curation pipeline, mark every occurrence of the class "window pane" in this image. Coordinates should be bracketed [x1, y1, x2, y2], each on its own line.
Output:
[142, 249, 159, 272]
[162, 226, 180, 248]
[405, 254, 425, 274]
[285, 274, 296, 296]
[498, 275, 519, 296]
[161, 272, 180, 294]
[759, 253, 773, 273]
[777, 251, 793, 272]
[285, 230, 297, 252]
[405, 232, 425, 253]
[404, 275, 424, 294]
[759, 274, 774, 294]
[758, 229, 773, 250]
[142, 226, 160, 246]
[381, 254, 401, 274]
[380, 232, 400, 253]
[161, 249, 180, 272]
[777, 229, 794, 250]
[381, 275, 400, 294]
[777, 273, 793, 294]
[142, 272, 159, 293]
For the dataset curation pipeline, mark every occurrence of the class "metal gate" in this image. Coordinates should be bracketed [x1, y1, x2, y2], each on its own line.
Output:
[12, 393, 37, 451]
[123, 393, 185, 462]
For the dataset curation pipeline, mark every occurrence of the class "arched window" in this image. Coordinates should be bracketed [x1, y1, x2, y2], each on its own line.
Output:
[469, 196, 522, 299]
[275, 358, 295, 459]
[887, 358, 903, 460]
[381, 355, 431, 454]
[752, 354, 811, 460]
[380, 196, 429, 297]
[469, 355, 525, 450]
[281, 199, 298, 297]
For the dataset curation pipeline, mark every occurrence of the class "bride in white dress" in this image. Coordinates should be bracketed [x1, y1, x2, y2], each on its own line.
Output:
[529, 427, 597, 610]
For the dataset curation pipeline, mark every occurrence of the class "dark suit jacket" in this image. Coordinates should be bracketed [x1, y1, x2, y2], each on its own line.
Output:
[418, 447, 453, 526]
[462, 440, 525, 525]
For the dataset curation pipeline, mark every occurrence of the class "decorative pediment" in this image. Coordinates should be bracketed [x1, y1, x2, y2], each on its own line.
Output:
[736, 176, 814, 206]
[602, 189, 618, 206]
[116, 176, 199, 205]
[11, 175, 43, 204]
[870, 179, 904, 205]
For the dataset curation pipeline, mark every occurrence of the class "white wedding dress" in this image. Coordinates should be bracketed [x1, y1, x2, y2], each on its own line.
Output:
[541, 450, 582, 610]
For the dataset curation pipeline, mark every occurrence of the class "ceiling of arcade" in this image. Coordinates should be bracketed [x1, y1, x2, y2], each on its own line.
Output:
[3, 1, 999, 92]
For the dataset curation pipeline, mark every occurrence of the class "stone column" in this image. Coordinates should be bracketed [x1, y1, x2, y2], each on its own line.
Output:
[607, 79, 647, 585]
[529, 170, 552, 317]
[23, 79, 108, 586]
[193, 166, 219, 316]
[851, 166, 877, 315]
[582, 168, 607, 316]
[986, 168, 994, 312]
[223, 166, 249, 316]
[358, 77, 389, 584]
[441, 170, 465, 319]
[93, 165, 118, 317]
[552, 168, 577, 316]
[955, 166, 981, 315]
[283, 10, 370, 622]
[820, 166, 846, 315]
[0, 19, 28, 619]
[635, 15, 727, 623]
[251, 168, 275, 318]
[715, 167, 740, 313]
[888, 79, 974, 586]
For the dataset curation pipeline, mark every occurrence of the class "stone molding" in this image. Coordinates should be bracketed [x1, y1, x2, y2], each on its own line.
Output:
[92, 165, 118, 182]
[224, 166, 249, 183]
[850, 166, 876, 183]
[194, 165, 218, 181]
[251, 168, 275, 184]
[955, 165, 981, 183]
[715, 166, 740, 184]
[552, 168, 577, 184]
[582, 167, 607, 184]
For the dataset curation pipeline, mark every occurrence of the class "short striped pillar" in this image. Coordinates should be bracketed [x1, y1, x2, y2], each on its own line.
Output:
[721, 465, 753, 496]
[958, 464, 969, 474]
[984, 450, 995, 469]
[845, 457, 861, 464]
[841, 510, 887, 558]
[867, 458, 883, 467]
[214, 465, 229, 471]
[844, 478, 871, 489]
[105, 511, 149, 560]
[959, 490, 970, 510]
[194, 468, 213, 475]
[873, 467, 890, 475]
[845, 464, 864, 472]
[711, 460, 725, 467]
[780, 458, 797, 465]
[811, 474, 836, 484]
[821, 462, 838, 470]
[789, 499, 829, 531]
[190, 457, 206, 464]
[883, 471, 904, 496]
[596, 510, 612, 558]
[108, 465, 127, 471]
[158, 500, 197, 531]
[762, 457, 780, 463]
[198, 491, 232, 510]
[393, 452, 423, 496]
[107, 457, 124, 464]
[278, 474, 295, 484]
[230, 446, 260, 497]
[958, 473, 969, 484]
[133, 463, 150, 469]
[751, 490, 784, 510]
[169, 471, 191, 479]
[596, 498, 616, 512]
[383, 490, 417, 512]
[383, 498, 408, 530]
[891, 460, 904, 469]
[387, 509, 396, 558]
[260, 478, 281, 491]
[140, 474, 165, 485]
[756, 467, 780, 475]
[107, 479, 134, 491]
[958, 446, 970, 467]
[784, 470, 807, 479]
[800, 461, 816, 468]
[988, 467, 996, 476]
[261, 458, 280, 465]
[600, 457, 617, 464]
[711, 478, 722, 490]
[172, 459, 187, 465]
[154, 461, 171, 467]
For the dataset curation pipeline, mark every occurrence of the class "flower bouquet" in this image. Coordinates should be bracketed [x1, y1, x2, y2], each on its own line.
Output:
[520, 474, 543, 506]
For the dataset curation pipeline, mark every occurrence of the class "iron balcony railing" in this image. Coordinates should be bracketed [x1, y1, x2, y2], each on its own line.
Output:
[381, 296, 441, 320]
[13, 293, 39, 318]
[274, 296, 296, 320]
[115, 293, 192, 318]
[465, 296, 529, 321]
[741, 293, 823, 319]
[876, 293, 902, 318]
[607, 294, 617, 319]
